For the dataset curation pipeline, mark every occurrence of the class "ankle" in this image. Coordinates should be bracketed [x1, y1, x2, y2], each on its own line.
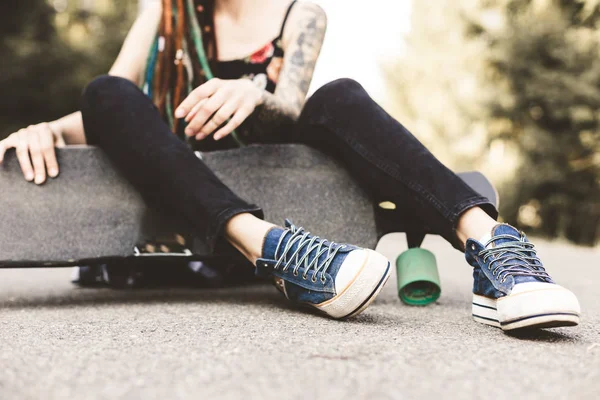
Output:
[224, 213, 277, 265]
[456, 207, 498, 249]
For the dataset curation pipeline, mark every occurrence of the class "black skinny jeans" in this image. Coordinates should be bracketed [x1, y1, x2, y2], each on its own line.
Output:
[81, 76, 496, 253]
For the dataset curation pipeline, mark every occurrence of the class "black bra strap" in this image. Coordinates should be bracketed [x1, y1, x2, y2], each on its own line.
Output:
[277, 1, 298, 39]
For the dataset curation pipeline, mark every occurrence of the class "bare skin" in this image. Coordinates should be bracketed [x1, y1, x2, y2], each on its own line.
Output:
[0, 0, 328, 265]
[456, 207, 498, 247]
[228, 207, 498, 266]
[0, 0, 499, 267]
[225, 214, 277, 264]
[0, 2, 162, 182]
[175, 0, 327, 139]
[0, 0, 324, 179]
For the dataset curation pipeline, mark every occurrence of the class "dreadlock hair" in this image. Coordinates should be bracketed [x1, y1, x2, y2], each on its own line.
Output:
[143, 0, 222, 137]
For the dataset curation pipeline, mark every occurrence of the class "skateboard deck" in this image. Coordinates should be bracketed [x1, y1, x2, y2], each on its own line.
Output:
[0, 145, 497, 269]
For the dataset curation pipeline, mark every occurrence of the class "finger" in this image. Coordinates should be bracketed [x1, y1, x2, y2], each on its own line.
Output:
[213, 106, 253, 141]
[184, 98, 208, 123]
[175, 78, 222, 119]
[28, 128, 47, 185]
[16, 130, 34, 182]
[0, 135, 17, 164]
[49, 123, 66, 148]
[185, 90, 229, 137]
[197, 98, 241, 139]
[54, 133, 66, 148]
[39, 125, 59, 178]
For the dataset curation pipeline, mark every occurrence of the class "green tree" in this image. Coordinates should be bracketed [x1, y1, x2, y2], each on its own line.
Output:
[387, 0, 600, 245]
[0, 0, 137, 137]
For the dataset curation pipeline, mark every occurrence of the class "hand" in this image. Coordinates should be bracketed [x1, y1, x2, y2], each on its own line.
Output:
[175, 78, 263, 141]
[0, 122, 66, 184]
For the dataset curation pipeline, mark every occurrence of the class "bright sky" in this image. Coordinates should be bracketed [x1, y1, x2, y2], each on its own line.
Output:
[310, 0, 412, 100]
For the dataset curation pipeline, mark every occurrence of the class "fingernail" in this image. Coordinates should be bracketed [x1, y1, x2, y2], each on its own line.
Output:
[35, 176, 43, 184]
[175, 109, 185, 118]
[25, 173, 34, 181]
[49, 168, 58, 177]
[185, 128, 193, 136]
[214, 135, 221, 141]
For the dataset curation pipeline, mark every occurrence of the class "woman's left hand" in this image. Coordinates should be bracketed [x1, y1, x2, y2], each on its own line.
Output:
[175, 78, 263, 141]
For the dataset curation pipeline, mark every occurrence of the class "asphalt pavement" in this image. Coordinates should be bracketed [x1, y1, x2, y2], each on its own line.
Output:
[1, 233, 599, 399]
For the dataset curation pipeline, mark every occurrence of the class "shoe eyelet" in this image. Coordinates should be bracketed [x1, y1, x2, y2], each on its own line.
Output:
[311, 276, 317, 283]
[471, 244, 476, 251]
[293, 271, 298, 277]
[302, 274, 307, 280]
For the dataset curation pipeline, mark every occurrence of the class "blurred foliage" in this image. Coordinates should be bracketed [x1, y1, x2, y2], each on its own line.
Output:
[387, 0, 600, 245]
[0, 0, 137, 136]
[2, 0, 598, 245]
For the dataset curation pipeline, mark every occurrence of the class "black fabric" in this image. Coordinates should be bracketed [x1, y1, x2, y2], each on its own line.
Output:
[212, 1, 296, 93]
[192, 1, 295, 152]
[81, 75, 497, 253]
[0, 144, 379, 265]
[277, 0, 297, 39]
[81, 76, 264, 254]
[275, 78, 498, 249]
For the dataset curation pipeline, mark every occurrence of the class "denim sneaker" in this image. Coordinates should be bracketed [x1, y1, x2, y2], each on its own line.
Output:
[465, 224, 580, 330]
[255, 220, 391, 319]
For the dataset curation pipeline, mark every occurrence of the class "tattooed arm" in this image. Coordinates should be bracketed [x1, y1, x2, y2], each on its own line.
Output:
[252, 2, 327, 135]
[176, 2, 327, 140]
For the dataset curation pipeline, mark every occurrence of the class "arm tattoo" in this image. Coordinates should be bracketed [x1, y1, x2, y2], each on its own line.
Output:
[252, 4, 327, 136]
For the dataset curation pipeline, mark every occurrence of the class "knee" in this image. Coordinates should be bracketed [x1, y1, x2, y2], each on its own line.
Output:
[82, 75, 141, 112]
[302, 78, 370, 121]
[81, 75, 145, 144]
[319, 78, 364, 95]
[310, 78, 366, 104]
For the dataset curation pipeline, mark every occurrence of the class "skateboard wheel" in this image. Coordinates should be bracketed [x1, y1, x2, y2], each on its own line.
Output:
[396, 248, 441, 306]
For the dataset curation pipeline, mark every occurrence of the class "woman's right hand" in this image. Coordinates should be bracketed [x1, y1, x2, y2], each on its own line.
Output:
[0, 122, 66, 184]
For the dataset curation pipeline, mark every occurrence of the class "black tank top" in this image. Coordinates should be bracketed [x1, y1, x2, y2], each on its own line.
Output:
[214, 1, 297, 94]
[193, 1, 297, 151]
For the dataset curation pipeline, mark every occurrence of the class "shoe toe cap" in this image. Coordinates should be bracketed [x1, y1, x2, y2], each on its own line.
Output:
[503, 282, 581, 316]
[334, 249, 370, 292]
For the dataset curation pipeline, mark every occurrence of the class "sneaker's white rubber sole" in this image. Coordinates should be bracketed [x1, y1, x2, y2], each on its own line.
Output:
[472, 283, 581, 330]
[316, 250, 391, 319]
